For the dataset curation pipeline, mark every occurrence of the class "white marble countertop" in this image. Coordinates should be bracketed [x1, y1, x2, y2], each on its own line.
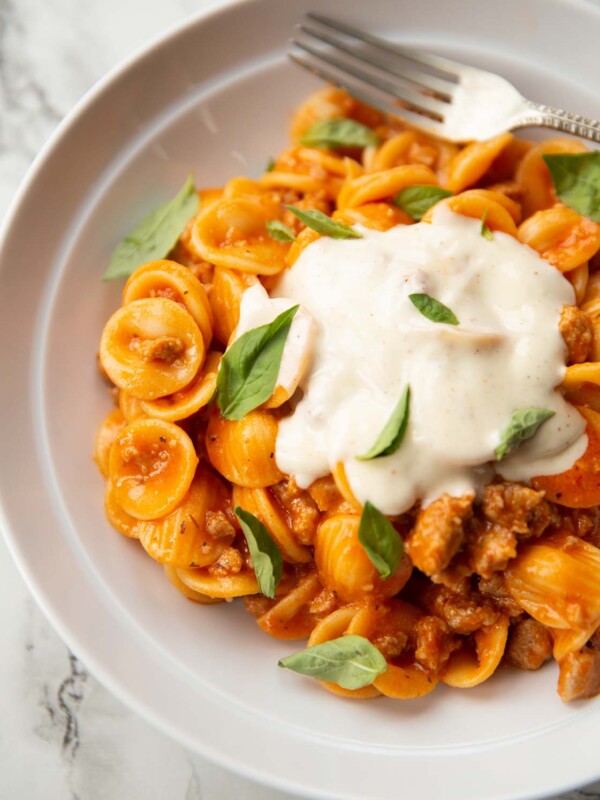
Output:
[0, 1, 599, 798]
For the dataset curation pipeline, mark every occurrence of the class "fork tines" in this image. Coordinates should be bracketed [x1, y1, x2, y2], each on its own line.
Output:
[291, 14, 459, 135]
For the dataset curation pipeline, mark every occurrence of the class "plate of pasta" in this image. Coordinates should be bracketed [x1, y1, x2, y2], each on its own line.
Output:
[2, 0, 600, 798]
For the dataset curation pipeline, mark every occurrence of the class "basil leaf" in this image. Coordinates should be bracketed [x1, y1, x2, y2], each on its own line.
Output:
[543, 153, 600, 222]
[495, 407, 555, 461]
[103, 175, 198, 281]
[278, 634, 386, 689]
[217, 305, 299, 420]
[286, 206, 362, 239]
[394, 185, 453, 221]
[265, 157, 276, 172]
[409, 293, 459, 325]
[358, 501, 403, 580]
[234, 506, 282, 599]
[300, 118, 380, 150]
[357, 385, 411, 460]
[481, 209, 493, 240]
[267, 220, 296, 243]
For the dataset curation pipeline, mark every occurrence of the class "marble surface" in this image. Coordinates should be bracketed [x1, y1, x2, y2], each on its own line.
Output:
[0, 0, 599, 798]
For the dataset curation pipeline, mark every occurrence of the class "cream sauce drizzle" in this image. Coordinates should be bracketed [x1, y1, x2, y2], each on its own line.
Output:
[236, 208, 587, 515]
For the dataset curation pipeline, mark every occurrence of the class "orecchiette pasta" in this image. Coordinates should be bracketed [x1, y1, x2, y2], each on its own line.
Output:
[122, 259, 213, 347]
[108, 417, 198, 519]
[442, 616, 510, 689]
[232, 486, 312, 563]
[446, 132, 514, 193]
[100, 297, 205, 399]
[315, 514, 412, 603]
[515, 138, 588, 217]
[104, 479, 141, 539]
[94, 408, 126, 477]
[423, 189, 518, 235]
[138, 351, 220, 422]
[518, 207, 600, 271]
[190, 195, 290, 275]
[205, 408, 284, 488]
[337, 164, 438, 209]
[138, 467, 232, 567]
[255, 571, 322, 639]
[209, 267, 258, 346]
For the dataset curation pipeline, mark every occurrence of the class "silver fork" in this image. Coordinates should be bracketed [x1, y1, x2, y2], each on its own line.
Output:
[291, 14, 600, 144]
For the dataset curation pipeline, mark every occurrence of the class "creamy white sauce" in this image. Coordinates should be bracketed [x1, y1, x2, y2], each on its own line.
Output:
[234, 285, 316, 401]
[438, 68, 526, 141]
[235, 208, 587, 515]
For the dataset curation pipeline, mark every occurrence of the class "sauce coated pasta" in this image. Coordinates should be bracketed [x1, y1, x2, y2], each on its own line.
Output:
[96, 87, 600, 703]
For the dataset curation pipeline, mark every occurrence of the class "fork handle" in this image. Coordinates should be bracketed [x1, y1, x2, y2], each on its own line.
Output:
[517, 100, 600, 144]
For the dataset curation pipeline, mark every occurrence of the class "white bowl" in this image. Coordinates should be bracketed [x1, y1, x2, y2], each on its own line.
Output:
[1, 1, 600, 798]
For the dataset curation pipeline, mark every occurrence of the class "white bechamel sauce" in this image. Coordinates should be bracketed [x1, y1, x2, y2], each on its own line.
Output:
[236, 208, 587, 515]
[438, 67, 526, 141]
[234, 284, 316, 400]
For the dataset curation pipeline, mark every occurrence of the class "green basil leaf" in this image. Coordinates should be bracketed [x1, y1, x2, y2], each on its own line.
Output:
[409, 293, 459, 325]
[394, 185, 453, 221]
[265, 157, 276, 172]
[357, 385, 411, 460]
[300, 118, 380, 150]
[495, 407, 555, 461]
[103, 175, 198, 281]
[286, 206, 362, 239]
[278, 634, 386, 689]
[543, 153, 600, 222]
[267, 220, 296, 243]
[481, 209, 493, 240]
[234, 506, 282, 599]
[358, 501, 403, 580]
[217, 305, 299, 420]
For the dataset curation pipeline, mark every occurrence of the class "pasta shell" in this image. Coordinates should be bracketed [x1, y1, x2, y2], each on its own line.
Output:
[108, 418, 198, 519]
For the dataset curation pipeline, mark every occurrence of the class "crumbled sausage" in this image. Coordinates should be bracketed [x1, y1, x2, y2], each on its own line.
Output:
[568, 510, 594, 539]
[309, 587, 337, 616]
[373, 632, 409, 660]
[559, 305, 593, 365]
[208, 547, 243, 576]
[406, 494, 473, 577]
[243, 594, 273, 618]
[478, 573, 523, 617]
[557, 629, 600, 701]
[414, 616, 459, 673]
[420, 584, 500, 634]
[287, 496, 320, 545]
[430, 556, 473, 593]
[527, 497, 562, 539]
[307, 476, 343, 512]
[506, 618, 553, 671]
[271, 479, 320, 545]
[467, 483, 557, 577]
[468, 522, 517, 578]
[481, 483, 548, 535]
[130, 335, 186, 363]
[272, 477, 304, 502]
[206, 510, 236, 540]
[563, 508, 600, 548]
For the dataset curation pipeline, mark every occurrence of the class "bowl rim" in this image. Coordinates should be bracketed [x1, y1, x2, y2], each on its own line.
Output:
[2, 1, 600, 798]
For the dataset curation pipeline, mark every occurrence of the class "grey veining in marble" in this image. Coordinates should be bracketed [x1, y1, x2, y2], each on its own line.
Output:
[0, 0, 599, 797]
